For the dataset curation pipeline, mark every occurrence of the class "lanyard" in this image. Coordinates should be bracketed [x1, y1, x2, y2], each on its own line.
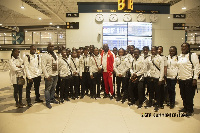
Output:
[71, 58, 77, 71]
[62, 58, 72, 75]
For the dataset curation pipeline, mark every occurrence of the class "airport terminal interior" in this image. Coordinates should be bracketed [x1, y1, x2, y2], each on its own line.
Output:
[0, 0, 200, 133]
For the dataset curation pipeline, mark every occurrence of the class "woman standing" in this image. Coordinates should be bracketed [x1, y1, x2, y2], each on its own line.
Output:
[113, 48, 130, 102]
[177, 43, 199, 117]
[9, 49, 25, 108]
[146, 46, 164, 112]
[166, 46, 178, 109]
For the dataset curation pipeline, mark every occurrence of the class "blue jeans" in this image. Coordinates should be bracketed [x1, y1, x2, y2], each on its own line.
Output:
[45, 76, 58, 104]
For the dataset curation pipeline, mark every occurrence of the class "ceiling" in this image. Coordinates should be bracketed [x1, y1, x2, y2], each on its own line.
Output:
[0, 0, 199, 30]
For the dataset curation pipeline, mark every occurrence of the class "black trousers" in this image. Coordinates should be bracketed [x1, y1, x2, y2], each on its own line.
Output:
[81, 72, 91, 96]
[128, 80, 144, 104]
[122, 77, 129, 100]
[143, 77, 151, 94]
[56, 75, 61, 95]
[166, 78, 176, 105]
[13, 84, 23, 103]
[91, 72, 101, 97]
[70, 76, 80, 97]
[179, 79, 195, 113]
[149, 78, 164, 106]
[116, 77, 126, 98]
[26, 76, 41, 103]
[113, 73, 116, 96]
[101, 73, 105, 92]
[60, 78, 70, 100]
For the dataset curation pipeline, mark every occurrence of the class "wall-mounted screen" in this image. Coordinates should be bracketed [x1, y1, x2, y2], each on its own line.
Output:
[128, 36, 152, 50]
[128, 22, 152, 37]
[103, 22, 152, 50]
[103, 22, 127, 36]
[103, 36, 127, 50]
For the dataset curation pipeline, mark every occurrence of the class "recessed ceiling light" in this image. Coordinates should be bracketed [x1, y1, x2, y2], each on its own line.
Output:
[50, 22, 52, 25]
[0, 24, 2, 26]
[38, 17, 42, 20]
[25, 31, 27, 32]
[168, 17, 170, 18]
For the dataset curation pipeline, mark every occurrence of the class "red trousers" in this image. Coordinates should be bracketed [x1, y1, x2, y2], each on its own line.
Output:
[103, 72, 113, 95]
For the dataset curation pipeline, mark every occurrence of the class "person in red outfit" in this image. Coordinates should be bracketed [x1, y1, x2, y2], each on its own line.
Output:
[101, 44, 115, 99]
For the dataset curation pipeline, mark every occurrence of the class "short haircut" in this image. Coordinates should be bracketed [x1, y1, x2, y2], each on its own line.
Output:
[113, 47, 118, 50]
[152, 46, 158, 50]
[134, 48, 141, 54]
[143, 46, 149, 50]
[170, 46, 177, 55]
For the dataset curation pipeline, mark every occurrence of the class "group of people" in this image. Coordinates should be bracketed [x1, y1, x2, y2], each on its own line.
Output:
[9, 42, 199, 117]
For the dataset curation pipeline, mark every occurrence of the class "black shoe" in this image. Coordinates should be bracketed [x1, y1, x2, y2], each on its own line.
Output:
[116, 97, 121, 101]
[170, 104, 175, 109]
[60, 99, 64, 103]
[96, 95, 101, 99]
[80, 95, 84, 99]
[121, 99, 126, 103]
[46, 103, 52, 109]
[138, 104, 142, 109]
[71, 96, 75, 100]
[110, 95, 114, 100]
[103, 94, 109, 99]
[64, 98, 70, 101]
[27, 103, 33, 107]
[154, 105, 159, 112]
[186, 112, 193, 117]
[35, 99, 44, 103]
[179, 108, 187, 113]
[160, 105, 164, 109]
[147, 101, 152, 107]
[16, 103, 20, 108]
[128, 102, 134, 106]
[51, 99, 59, 104]
[19, 102, 26, 107]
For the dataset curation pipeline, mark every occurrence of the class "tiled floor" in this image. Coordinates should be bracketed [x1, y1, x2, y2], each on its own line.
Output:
[0, 71, 200, 133]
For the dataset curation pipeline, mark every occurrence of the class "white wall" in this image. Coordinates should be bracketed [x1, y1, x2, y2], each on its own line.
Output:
[0, 50, 30, 60]
[66, 13, 185, 56]
[0, 51, 12, 60]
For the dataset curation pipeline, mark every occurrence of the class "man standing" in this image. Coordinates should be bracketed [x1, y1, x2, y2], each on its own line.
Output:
[42, 43, 59, 109]
[24, 45, 43, 107]
[101, 44, 114, 99]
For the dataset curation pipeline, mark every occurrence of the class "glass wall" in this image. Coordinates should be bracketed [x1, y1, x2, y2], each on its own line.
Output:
[25, 30, 66, 45]
[0, 30, 66, 45]
[0, 33, 13, 44]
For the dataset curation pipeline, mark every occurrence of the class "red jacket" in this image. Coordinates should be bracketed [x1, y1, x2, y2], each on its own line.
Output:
[101, 50, 114, 76]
